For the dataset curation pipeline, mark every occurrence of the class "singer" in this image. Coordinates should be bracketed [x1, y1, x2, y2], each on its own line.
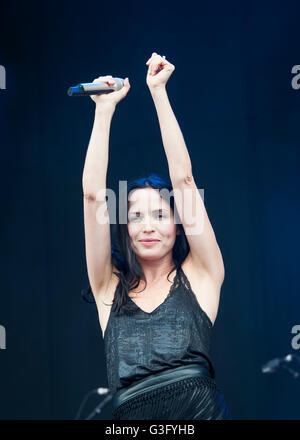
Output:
[82, 52, 232, 420]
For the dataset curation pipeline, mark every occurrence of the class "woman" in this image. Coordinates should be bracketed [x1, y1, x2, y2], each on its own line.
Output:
[82, 53, 232, 420]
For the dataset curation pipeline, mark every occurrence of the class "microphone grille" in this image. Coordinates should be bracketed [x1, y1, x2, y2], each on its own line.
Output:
[114, 78, 124, 91]
[96, 387, 110, 395]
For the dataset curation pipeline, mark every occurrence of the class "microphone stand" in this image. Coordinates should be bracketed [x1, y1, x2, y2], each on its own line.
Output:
[281, 364, 299, 378]
[291, 354, 300, 365]
[262, 353, 300, 378]
[282, 354, 300, 378]
[85, 393, 113, 420]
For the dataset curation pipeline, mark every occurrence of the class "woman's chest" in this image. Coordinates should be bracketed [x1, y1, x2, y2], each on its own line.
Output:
[97, 259, 221, 338]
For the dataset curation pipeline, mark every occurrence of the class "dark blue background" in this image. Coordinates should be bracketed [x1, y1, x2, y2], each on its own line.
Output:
[1, 0, 300, 419]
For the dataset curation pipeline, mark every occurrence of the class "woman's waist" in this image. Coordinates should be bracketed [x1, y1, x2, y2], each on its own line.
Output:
[111, 363, 213, 411]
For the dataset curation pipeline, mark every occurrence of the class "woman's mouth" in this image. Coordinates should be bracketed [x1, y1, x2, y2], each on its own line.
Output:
[139, 239, 160, 247]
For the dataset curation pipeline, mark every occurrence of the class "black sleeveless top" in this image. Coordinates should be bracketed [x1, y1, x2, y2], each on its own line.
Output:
[103, 266, 215, 395]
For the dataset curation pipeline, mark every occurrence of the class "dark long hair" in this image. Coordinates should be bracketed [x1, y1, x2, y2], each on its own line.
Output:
[82, 173, 190, 314]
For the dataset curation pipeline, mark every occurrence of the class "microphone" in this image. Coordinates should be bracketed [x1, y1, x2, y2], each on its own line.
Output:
[74, 387, 111, 420]
[96, 387, 110, 395]
[68, 77, 124, 96]
[262, 354, 296, 374]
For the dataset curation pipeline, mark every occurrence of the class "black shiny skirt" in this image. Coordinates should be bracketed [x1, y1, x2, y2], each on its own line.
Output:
[111, 364, 232, 420]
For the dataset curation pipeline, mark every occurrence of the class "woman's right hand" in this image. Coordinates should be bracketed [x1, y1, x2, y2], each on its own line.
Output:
[90, 75, 130, 110]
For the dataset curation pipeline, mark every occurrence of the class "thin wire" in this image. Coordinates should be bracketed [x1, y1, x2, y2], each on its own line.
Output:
[74, 389, 96, 420]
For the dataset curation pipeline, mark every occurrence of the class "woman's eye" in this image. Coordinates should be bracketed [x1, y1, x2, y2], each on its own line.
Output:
[129, 214, 141, 221]
[129, 213, 167, 222]
[156, 213, 167, 220]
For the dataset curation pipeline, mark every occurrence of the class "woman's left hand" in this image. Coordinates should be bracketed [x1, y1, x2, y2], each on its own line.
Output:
[146, 52, 175, 89]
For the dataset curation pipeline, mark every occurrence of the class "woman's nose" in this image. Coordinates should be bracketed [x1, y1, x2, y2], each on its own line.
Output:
[142, 217, 155, 230]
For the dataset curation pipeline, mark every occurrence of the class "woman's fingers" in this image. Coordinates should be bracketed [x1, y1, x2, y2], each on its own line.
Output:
[146, 52, 161, 65]
[119, 77, 130, 91]
[93, 75, 115, 85]
[149, 61, 164, 75]
[146, 53, 168, 75]
[89, 75, 130, 106]
[92, 75, 129, 90]
[113, 77, 130, 101]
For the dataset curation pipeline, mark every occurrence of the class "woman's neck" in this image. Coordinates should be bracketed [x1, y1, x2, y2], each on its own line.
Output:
[138, 258, 175, 285]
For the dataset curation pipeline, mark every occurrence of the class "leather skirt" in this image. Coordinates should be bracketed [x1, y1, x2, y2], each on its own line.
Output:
[111, 363, 232, 420]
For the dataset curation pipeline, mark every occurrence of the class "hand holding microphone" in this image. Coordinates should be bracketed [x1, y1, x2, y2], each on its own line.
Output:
[68, 75, 131, 111]
[90, 76, 130, 110]
[68, 52, 173, 109]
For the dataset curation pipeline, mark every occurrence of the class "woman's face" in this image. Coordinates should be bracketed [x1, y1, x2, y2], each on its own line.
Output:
[127, 187, 179, 260]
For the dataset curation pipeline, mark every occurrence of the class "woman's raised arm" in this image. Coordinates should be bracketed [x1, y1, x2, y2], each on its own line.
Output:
[146, 55, 224, 284]
[82, 76, 130, 297]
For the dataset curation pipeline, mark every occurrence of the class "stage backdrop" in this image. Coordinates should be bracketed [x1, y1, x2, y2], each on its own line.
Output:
[0, 0, 299, 419]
